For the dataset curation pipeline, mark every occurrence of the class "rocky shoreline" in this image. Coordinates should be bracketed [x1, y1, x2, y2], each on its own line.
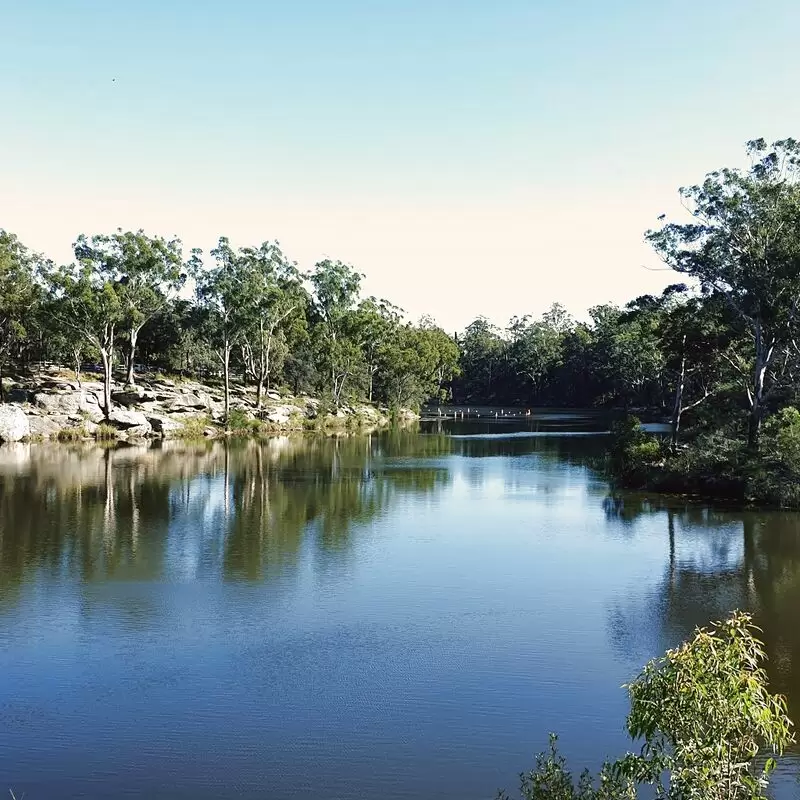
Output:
[0, 369, 418, 443]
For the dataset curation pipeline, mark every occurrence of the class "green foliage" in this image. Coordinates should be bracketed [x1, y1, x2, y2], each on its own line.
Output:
[176, 415, 212, 439]
[647, 138, 800, 448]
[498, 735, 636, 800]
[0, 230, 41, 384]
[56, 425, 88, 442]
[227, 407, 261, 434]
[94, 423, 118, 441]
[501, 613, 794, 800]
[763, 406, 800, 470]
[608, 415, 663, 484]
[620, 611, 794, 799]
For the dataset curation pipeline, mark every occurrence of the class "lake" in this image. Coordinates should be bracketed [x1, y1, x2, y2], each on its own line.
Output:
[1, 416, 799, 799]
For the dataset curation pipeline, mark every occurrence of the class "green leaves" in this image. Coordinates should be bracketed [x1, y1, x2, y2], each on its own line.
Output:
[502, 612, 793, 800]
[621, 611, 794, 799]
[0, 229, 42, 358]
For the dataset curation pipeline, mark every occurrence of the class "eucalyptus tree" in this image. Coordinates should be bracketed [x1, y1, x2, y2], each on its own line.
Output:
[507, 311, 567, 403]
[74, 230, 185, 386]
[375, 324, 426, 409]
[49, 257, 123, 417]
[0, 230, 41, 400]
[590, 303, 665, 408]
[309, 259, 363, 406]
[656, 289, 732, 447]
[195, 238, 254, 421]
[416, 317, 461, 404]
[457, 316, 506, 402]
[353, 297, 403, 403]
[648, 138, 800, 448]
[237, 241, 307, 407]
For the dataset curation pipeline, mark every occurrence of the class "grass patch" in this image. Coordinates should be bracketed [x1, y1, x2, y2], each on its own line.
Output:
[176, 414, 212, 439]
[94, 422, 118, 441]
[57, 425, 87, 442]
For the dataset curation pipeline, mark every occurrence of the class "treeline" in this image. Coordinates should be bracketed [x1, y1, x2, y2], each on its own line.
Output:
[0, 231, 459, 417]
[3, 137, 800, 453]
[457, 137, 800, 457]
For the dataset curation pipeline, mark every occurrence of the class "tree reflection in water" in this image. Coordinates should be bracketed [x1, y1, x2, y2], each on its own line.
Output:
[0, 433, 452, 594]
[603, 492, 800, 738]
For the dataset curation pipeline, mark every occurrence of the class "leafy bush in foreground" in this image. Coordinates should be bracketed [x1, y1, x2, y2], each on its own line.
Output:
[500, 612, 794, 800]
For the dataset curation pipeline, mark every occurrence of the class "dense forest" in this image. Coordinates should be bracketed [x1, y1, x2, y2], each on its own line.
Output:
[4, 137, 800, 498]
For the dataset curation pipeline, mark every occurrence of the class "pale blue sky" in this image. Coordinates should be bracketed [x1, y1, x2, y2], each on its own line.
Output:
[3, 1, 800, 332]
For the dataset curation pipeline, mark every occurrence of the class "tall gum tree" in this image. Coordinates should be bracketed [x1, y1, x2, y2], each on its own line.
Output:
[195, 238, 255, 422]
[0, 230, 40, 401]
[75, 230, 185, 386]
[309, 259, 363, 407]
[237, 241, 307, 408]
[647, 138, 800, 449]
[50, 259, 123, 418]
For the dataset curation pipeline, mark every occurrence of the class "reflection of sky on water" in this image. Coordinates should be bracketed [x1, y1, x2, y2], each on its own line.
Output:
[1, 431, 799, 799]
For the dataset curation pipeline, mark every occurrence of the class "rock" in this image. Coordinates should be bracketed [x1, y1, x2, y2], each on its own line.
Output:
[26, 415, 63, 439]
[203, 426, 218, 438]
[34, 390, 104, 421]
[145, 414, 183, 437]
[264, 404, 297, 424]
[125, 425, 152, 439]
[153, 378, 176, 387]
[6, 387, 32, 404]
[166, 391, 210, 411]
[111, 388, 156, 407]
[35, 392, 80, 415]
[0, 405, 31, 443]
[108, 407, 152, 433]
[266, 390, 281, 401]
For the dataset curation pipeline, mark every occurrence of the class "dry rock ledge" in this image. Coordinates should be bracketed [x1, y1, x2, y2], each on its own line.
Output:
[0, 370, 418, 443]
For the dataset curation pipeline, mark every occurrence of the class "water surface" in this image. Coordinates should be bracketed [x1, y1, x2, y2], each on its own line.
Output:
[1, 419, 799, 798]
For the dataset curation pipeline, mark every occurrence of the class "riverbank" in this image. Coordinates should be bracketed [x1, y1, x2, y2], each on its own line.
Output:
[0, 368, 418, 443]
[608, 414, 800, 509]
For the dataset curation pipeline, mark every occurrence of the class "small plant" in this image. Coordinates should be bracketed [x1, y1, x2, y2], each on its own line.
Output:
[498, 734, 636, 800]
[177, 414, 212, 439]
[57, 425, 87, 442]
[607, 415, 662, 484]
[226, 407, 260, 435]
[619, 611, 794, 798]
[94, 423, 118, 440]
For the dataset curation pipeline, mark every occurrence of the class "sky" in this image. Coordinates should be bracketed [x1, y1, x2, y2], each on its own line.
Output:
[2, 0, 800, 333]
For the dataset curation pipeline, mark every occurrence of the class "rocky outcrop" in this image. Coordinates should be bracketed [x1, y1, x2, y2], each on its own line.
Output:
[0, 370, 419, 444]
[0, 405, 30, 442]
[145, 414, 184, 436]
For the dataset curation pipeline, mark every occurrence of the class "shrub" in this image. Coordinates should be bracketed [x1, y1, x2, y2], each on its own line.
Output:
[607, 415, 662, 484]
[227, 407, 261, 435]
[177, 415, 211, 439]
[763, 406, 800, 471]
[619, 611, 794, 797]
[501, 612, 794, 800]
[498, 734, 635, 800]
